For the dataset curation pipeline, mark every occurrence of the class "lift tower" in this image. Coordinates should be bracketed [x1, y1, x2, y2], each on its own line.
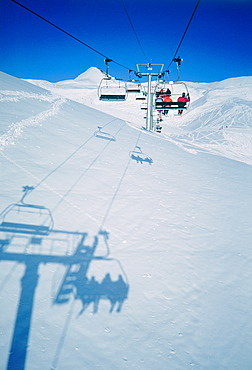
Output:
[136, 63, 164, 131]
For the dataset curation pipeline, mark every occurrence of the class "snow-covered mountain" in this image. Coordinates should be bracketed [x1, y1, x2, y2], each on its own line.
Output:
[1, 69, 252, 370]
[25, 67, 106, 89]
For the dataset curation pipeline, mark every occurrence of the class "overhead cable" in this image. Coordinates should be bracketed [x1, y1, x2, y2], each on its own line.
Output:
[10, 0, 133, 72]
[166, 0, 201, 70]
[121, 0, 148, 62]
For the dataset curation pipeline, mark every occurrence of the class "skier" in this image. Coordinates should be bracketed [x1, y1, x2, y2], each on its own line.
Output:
[165, 88, 171, 96]
[155, 96, 163, 112]
[163, 95, 173, 115]
[177, 93, 190, 115]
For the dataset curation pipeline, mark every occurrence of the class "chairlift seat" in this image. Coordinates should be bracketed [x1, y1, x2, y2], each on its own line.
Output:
[155, 101, 187, 109]
[127, 88, 141, 93]
[99, 94, 126, 101]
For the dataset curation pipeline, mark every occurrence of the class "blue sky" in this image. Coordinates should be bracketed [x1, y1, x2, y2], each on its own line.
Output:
[0, 0, 251, 83]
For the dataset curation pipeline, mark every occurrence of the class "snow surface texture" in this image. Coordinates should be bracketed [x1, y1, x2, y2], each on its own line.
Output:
[0, 68, 252, 370]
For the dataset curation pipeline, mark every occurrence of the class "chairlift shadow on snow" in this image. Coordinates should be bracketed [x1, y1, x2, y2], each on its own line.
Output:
[75, 270, 129, 315]
[55, 230, 129, 315]
[0, 185, 54, 236]
[94, 126, 116, 141]
[0, 188, 129, 370]
[129, 146, 153, 165]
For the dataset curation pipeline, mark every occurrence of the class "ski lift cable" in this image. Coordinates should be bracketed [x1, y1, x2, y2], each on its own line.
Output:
[120, 0, 149, 62]
[166, 0, 201, 70]
[10, 0, 134, 73]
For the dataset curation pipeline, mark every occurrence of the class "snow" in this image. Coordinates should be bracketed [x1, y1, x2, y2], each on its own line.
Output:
[0, 68, 252, 370]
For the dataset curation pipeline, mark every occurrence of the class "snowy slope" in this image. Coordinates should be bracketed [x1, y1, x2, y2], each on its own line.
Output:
[164, 77, 252, 165]
[1, 70, 252, 370]
[25, 67, 145, 125]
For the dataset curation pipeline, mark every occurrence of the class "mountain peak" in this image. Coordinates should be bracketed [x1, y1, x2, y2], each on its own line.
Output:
[74, 67, 106, 84]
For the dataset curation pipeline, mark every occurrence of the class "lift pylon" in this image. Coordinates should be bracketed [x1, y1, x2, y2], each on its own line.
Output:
[136, 64, 164, 131]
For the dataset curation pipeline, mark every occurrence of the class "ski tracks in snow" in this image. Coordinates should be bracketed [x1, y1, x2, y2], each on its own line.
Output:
[0, 90, 58, 103]
[162, 100, 252, 165]
[0, 92, 66, 148]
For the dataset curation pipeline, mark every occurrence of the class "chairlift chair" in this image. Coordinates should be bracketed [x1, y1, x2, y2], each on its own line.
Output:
[126, 78, 142, 93]
[126, 69, 141, 93]
[98, 77, 127, 101]
[126, 83, 142, 93]
[135, 85, 147, 100]
[154, 80, 190, 112]
[136, 93, 146, 101]
[140, 101, 147, 110]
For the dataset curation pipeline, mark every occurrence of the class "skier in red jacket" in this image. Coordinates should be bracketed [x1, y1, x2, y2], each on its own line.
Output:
[163, 95, 173, 115]
[177, 93, 190, 115]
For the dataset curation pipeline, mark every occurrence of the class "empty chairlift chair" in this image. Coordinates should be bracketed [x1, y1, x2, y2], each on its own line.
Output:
[126, 70, 141, 93]
[98, 77, 128, 101]
[126, 79, 142, 94]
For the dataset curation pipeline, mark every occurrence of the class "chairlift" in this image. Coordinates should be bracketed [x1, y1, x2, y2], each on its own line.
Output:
[126, 70, 141, 93]
[135, 85, 147, 100]
[155, 124, 162, 133]
[154, 56, 190, 112]
[98, 77, 127, 101]
[126, 81, 142, 93]
[140, 102, 147, 110]
[0, 186, 54, 235]
[135, 92, 146, 101]
[98, 58, 127, 101]
[154, 80, 190, 112]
